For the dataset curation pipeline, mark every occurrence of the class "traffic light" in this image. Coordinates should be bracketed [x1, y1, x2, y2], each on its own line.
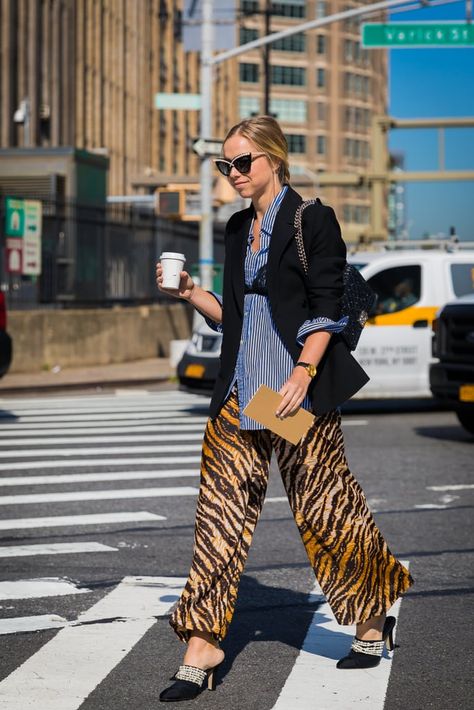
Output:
[155, 189, 185, 218]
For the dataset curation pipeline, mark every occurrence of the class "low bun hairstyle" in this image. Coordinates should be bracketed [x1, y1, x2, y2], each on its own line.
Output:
[223, 115, 290, 184]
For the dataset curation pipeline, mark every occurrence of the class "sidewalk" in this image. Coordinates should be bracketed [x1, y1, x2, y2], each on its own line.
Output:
[0, 358, 174, 395]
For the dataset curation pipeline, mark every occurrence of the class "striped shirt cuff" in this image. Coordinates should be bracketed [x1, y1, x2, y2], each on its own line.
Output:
[296, 315, 349, 345]
[203, 291, 223, 333]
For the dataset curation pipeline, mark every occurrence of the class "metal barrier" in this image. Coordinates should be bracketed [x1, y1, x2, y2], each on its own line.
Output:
[0, 196, 225, 308]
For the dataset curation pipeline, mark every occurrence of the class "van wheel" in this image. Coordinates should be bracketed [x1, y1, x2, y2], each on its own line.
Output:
[456, 410, 474, 435]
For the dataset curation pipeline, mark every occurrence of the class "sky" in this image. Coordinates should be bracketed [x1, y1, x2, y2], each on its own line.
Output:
[388, 0, 474, 240]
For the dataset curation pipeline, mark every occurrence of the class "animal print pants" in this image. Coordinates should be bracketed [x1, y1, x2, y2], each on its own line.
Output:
[170, 390, 413, 642]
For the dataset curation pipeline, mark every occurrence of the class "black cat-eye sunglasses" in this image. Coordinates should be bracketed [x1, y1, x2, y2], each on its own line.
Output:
[214, 152, 266, 177]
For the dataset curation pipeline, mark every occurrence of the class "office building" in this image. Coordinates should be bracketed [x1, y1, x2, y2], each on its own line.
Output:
[0, 0, 237, 198]
[237, 0, 387, 242]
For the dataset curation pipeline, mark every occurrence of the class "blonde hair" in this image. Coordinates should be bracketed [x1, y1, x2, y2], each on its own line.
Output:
[223, 115, 290, 184]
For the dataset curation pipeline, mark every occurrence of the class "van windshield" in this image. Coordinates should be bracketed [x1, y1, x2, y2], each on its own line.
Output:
[451, 263, 474, 297]
[351, 262, 367, 271]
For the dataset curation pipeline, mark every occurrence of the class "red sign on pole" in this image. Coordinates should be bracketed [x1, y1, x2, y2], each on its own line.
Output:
[5, 238, 23, 274]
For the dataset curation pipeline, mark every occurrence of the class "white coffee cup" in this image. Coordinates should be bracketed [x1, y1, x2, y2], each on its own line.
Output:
[160, 252, 186, 289]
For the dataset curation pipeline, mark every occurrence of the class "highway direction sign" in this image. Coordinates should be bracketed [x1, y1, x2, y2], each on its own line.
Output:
[362, 22, 474, 48]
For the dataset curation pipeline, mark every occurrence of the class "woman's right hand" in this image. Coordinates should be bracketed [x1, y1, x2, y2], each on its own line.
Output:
[155, 262, 196, 301]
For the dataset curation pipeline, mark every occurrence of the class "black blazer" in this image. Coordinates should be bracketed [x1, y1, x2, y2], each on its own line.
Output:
[208, 186, 369, 418]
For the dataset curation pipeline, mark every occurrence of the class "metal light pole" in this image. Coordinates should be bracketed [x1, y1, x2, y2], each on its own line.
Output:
[198, 0, 214, 291]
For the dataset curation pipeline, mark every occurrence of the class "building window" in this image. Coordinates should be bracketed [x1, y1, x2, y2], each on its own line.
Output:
[273, 33, 306, 52]
[316, 1, 327, 18]
[271, 65, 306, 86]
[317, 102, 327, 122]
[240, 62, 259, 83]
[239, 96, 260, 118]
[240, 27, 259, 45]
[344, 138, 370, 161]
[241, 0, 259, 12]
[343, 71, 370, 98]
[316, 34, 327, 54]
[317, 135, 326, 155]
[316, 67, 326, 88]
[271, 1, 305, 19]
[286, 134, 306, 153]
[270, 98, 307, 122]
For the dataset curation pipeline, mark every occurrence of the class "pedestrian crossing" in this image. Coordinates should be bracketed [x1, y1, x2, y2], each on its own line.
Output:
[0, 389, 398, 709]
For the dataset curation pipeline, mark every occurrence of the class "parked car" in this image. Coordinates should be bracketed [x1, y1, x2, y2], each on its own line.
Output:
[430, 294, 474, 435]
[178, 247, 474, 398]
[0, 291, 12, 378]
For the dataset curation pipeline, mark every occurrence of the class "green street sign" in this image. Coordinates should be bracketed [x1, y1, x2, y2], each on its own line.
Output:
[362, 22, 474, 48]
[5, 197, 25, 237]
[155, 93, 201, 110]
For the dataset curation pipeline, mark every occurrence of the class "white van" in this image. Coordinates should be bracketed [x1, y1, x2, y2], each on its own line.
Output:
[349, 248, 474, 397]
[177, 247, 474, 399]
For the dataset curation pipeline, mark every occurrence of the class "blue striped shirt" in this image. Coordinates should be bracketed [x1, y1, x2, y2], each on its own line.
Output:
[206, 186, 347, 429]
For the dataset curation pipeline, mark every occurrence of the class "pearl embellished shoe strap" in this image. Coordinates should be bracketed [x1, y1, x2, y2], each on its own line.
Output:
[174, 665, 207, 685]
[351, 637, 385, 656]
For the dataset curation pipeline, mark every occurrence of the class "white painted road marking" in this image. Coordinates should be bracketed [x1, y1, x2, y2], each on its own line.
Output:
[0, 575, 186, 709]
[427, 484, 474, 491]
[0, 578, 91, 600]
[272, 562, 409, 710]
[0, 432, 205, 446]
[0, 542, 117, 558]
[0, 469, 199, 486]
[0, 455, 201, 471]
[0, 403, 205, 417]
[0, 444, 202, 458]
[0, 511, 165, 531]
[0, 420, 208, 434]
[0, 614, 69, 636]
[0, 411, 206, 423]
[0, 485, 198, 505]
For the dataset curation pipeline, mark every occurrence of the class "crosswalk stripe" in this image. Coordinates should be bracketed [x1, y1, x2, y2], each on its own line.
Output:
[0, 411, 207, 423]
[0, 575, 186, 709]
[0, 394, 205, 410]
[427, 483, 474, 491]
[0, 542, 117, 558]
[271, 562, 410, 710]
[0, 469, 199, 486]
[0, 403, 207, 417]
[0, 394, 204, 405]
[0, 511, 165, 530]
[0, 485, 199, 505]
[0, 455, 202, 471]
[0, 444, 202, 458]
[0, 614, 69, 636]
[0, 420, 208, 434]
[0, 432, 205, 446]
[0, 577, 91, 600]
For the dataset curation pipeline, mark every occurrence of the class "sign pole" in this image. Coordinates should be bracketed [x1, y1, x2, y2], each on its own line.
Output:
[198, 0, 214, 292]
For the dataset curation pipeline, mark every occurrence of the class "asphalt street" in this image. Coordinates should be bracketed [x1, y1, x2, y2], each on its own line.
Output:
[0, 387, 472, 710]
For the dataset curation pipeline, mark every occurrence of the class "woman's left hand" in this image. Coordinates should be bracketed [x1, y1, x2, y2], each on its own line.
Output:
[276, 368, 312, 418]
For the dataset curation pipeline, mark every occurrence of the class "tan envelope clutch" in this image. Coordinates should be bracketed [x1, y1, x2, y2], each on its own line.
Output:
[243, 384, 315, 445]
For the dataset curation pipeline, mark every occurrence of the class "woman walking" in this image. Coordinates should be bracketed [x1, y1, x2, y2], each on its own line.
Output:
[156, 116, 413, 703]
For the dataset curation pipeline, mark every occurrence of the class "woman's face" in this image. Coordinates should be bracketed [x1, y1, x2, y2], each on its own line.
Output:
[222, 134, 280, 201]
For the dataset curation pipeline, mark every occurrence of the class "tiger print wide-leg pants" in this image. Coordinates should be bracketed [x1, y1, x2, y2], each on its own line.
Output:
[170, 390, 413, 643]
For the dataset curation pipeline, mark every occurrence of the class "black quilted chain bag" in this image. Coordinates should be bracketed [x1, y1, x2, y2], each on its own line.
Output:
[294, 200, 378, 351]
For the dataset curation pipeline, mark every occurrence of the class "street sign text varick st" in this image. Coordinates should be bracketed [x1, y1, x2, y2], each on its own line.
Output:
[362, 22, 474, 48]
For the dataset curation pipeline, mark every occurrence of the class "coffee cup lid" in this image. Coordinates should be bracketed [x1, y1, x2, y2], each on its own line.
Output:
[160, 252, 186, 260]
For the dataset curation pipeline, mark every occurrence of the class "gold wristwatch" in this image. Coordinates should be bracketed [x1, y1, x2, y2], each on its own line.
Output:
[295, 361, 317, 378]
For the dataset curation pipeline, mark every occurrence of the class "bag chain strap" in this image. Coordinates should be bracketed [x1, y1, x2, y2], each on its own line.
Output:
[294, 199, 318, 276]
